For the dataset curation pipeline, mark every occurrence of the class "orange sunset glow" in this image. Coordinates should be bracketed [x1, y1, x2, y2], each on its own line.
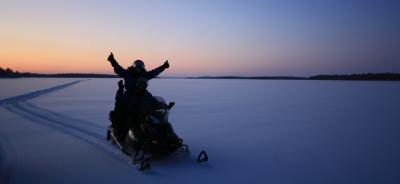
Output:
[1, 1, 399, 76]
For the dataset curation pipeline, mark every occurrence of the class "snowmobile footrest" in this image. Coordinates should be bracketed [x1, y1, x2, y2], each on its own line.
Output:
[180, 144, 189, 151]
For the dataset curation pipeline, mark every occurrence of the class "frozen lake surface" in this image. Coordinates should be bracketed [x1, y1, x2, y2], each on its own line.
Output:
[0, 78, 399, 184]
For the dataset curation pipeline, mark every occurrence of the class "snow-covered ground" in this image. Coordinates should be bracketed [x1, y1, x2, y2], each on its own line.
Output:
[1, 78, 399, 184]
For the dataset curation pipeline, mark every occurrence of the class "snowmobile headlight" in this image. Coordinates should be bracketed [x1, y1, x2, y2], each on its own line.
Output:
[128, 130, 135, 140]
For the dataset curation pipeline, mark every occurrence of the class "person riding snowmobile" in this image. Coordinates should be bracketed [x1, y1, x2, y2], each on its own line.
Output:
[107, 52, 169, 147]
[106, 54, 206, 168]
[107, 52, 169, 96]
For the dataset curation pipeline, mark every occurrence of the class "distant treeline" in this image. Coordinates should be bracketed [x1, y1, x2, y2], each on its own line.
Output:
[1, 66, 400, 81]
[187, 76, 306, 80]
[309, 73, 400, 81]
[188, 73, 400, 81]
[0, 67, 117, 78]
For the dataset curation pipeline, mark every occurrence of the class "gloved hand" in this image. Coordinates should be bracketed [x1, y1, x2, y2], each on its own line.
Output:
[162, 60, 169, 69]
[107, 52, 115, 62]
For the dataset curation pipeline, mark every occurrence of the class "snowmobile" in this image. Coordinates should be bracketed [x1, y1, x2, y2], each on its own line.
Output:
[106, 95, 208, 171]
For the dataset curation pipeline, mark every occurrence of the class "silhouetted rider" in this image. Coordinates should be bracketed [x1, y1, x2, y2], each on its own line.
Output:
[107, 52, 169, 144]
[107, 52, 169, 96]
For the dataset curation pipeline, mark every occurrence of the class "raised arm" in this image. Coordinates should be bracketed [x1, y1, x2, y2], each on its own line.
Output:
[107, 52, 128, 78]
[147, 60, 169, 79]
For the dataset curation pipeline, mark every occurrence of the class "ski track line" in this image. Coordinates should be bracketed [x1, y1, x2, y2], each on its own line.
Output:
[0, 134, 15, 184]
[13, 102, 104, 140]
[1, 80, 130, 165]
[3, 104, 127, 164]
[0, 80, 84, 106]
[24, 102, 105, 130]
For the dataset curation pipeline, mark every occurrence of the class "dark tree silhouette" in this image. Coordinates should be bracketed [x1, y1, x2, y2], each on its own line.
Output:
[1, 66, 400, 80]
[0, 66, 117, 78]
[309, 73, 400, 81]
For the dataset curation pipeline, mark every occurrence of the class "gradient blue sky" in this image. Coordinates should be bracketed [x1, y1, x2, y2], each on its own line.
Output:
[1, 0, 399, 76]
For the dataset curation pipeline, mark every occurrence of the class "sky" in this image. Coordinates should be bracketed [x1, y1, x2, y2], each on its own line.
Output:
[1, 0, 399, 76]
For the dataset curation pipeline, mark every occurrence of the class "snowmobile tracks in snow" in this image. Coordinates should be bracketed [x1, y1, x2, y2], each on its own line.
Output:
[0, 80, 84, 106]
[0, 80, 129, 164]
[1, 79, 209, 171]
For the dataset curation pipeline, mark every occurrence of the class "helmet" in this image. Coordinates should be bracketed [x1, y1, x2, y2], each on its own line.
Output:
[133, 60, 145, 70]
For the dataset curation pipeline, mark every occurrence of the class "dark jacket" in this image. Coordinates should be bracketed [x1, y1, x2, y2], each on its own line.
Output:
[109, 59, 166, 96]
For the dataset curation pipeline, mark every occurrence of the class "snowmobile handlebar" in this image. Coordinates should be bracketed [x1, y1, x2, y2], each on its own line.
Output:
[168, 102, 175, 109]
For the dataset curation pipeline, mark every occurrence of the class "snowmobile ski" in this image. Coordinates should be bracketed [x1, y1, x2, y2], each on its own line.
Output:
[139, 158, 151, 171]
[197, 150, 208, 163]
